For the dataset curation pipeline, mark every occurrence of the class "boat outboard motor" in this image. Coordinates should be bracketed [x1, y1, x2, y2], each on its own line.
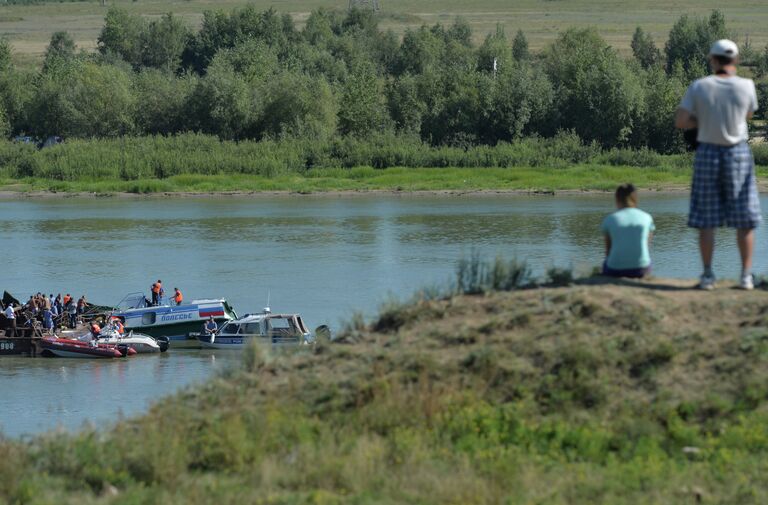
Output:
[156, 336, 170, 353]
[116, 343, 130, 357]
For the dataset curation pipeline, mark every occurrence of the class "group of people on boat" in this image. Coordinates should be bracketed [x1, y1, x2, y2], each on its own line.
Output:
[0, 293, 91, 337]
[149, 280, 183, 306]
[85, 317, 124, 343]
[602, 39, 760, 290]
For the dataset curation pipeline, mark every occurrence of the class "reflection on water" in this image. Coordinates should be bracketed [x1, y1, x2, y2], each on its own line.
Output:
[2, 193, 766, 322]
[0, 352, 239, 438]
[1, 193, 766, 437]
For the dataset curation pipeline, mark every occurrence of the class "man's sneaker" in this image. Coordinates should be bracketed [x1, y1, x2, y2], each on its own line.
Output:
[698, 274, 716, 291]
[739, 274, 755, 291]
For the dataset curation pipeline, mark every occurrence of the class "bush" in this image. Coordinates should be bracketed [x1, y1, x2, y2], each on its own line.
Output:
[546, 267, 574, 286]
[752, 143, 768, 167]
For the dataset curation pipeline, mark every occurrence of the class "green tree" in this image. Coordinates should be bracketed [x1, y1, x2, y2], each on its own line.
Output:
[213, 39, 280, 83]
[487, 62, 553, 142]
[43, 31, 77, 73]
[631, 27, 660, 69]
[421, 68, 492, 146]
[0, 37, 12, 72]
[756, 44, 768, 78]
[635, 65, 686, 152]
[338, 61, 389, 136]
[142, 13, 190, 71]
[0, 37, 33, 134]
[188, 60, 252, 139]
[512, 30, 530, 61]
[0, 68, 33, 134]
[394, 26, 444, 75]
[447, 18, 472, 47]
[182, 7, 296, 74]
[544, 28, 644, 146]
[665, 10, 728, 76]
[29, 61, 136, 138]
[97, 6, 146, 67]
[477, 25, 512, 73]
[133, 69, 197, 134]
[0, 103, 10, 139]
[258, 71, 337, 140]
[303, 8, 341, 48]
[341, 7, 378, 37]
[386, 74, 425, 134]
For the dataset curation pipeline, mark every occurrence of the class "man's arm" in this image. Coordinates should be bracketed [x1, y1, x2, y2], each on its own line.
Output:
[675, 108, 697, 129]
[604, 234, 611, 257]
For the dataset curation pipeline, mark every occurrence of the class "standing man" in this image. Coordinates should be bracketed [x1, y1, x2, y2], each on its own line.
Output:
[66, 298, 77, 328]
[151, 280, 162, 306]
[4, 302, 16, 338]
[675, 39, 761, 290]
[173, 287, 183, 306]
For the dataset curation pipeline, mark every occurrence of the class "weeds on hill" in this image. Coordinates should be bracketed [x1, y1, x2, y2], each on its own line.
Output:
[546, 266, 575, 286]
[455, 252, 533, 295]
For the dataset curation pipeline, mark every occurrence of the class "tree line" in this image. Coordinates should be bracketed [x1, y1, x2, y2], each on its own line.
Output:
[0, 7, 763, 155]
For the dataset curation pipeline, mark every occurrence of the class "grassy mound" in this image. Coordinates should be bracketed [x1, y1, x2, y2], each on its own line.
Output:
[3, 279, 768, 504]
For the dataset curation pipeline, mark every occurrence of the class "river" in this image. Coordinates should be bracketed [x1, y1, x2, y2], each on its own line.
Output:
[1, 193, 766, 437]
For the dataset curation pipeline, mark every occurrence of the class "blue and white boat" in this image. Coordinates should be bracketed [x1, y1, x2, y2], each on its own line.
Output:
[193, 309, 315, 349]
[111, 292, 237, 348]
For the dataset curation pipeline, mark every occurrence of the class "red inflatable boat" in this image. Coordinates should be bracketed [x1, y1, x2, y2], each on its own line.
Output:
[41, 337, 136, 358]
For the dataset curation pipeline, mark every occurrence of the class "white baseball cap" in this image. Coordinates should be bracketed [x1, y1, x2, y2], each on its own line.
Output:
[709, 39, 739, 58]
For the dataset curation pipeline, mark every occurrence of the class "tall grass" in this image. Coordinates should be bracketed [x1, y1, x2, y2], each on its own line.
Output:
[456, 252, 535, 295]
[0, 132, 702, 185]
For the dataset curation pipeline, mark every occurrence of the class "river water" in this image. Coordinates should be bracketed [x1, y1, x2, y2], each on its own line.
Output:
[1, 193, 767, 437]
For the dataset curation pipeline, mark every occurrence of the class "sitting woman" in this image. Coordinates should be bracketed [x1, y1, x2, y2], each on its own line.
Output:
[601, 184, 655, 278]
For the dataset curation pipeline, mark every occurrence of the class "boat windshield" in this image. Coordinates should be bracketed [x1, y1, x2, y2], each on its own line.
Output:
[223, 300, 238, 320]
[266, 316, 302, 338]
[115, 292, 150, 310]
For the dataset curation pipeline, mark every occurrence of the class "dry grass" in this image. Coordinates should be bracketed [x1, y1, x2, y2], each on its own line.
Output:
[3, 0, 768, 65]
[3, 278, 768, 503]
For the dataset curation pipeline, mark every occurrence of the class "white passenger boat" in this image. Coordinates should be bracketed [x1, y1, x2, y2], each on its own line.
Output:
[193, 309, 316, 349]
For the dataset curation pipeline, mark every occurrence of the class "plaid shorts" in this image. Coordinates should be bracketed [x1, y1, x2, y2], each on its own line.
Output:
[688, 142, 762, 229]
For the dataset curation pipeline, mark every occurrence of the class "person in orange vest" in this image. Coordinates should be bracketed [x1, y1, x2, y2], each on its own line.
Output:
[173, 288, 183, 306]
[90, 322, 101, 339]
[111, 317, 124, 335]
[151, 280, 162, 306]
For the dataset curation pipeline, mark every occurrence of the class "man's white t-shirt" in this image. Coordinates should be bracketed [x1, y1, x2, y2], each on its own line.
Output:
[679, 75, 758, 146]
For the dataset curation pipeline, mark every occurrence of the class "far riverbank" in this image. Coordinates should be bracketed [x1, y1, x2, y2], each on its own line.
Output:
[3, 164, 766, 197]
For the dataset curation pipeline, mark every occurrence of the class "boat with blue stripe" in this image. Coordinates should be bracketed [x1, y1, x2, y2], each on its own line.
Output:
[111, 292, 237, 348]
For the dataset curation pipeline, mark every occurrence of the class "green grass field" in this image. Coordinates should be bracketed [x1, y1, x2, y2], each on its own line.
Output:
[2, 0, 768, 66]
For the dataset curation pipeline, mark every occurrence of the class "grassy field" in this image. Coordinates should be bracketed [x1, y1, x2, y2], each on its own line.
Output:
[2, 0, 768, 66]
[2, 268, 768, 503]
[0, 165, 715, 194]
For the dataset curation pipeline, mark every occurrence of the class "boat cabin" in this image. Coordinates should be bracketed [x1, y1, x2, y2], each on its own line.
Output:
[111, 292, 237, 343]
[216, 313, 311, 345]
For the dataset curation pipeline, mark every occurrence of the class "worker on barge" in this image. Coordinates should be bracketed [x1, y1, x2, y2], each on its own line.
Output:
[4, 302, 16, 338]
